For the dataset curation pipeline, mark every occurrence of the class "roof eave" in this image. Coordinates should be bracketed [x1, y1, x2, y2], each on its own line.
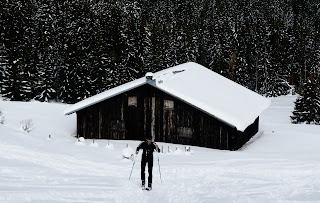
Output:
[64, 80, 147, 115]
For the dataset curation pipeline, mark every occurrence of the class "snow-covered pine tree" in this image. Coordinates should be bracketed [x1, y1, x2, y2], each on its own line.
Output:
[257, 17, 291, 97]
[169, 0, 198, 65]
[208, 0, 236, 77]
[57, 0, 80, 103]
[103, 1, 128, 88]
[58, 66, 77, 104]
[0, 1, 13, 96]
[138, 0, 154, 73]
[119, 0, 145, 82]
[88, 1, 116, 94]
[1, 0, 34, 101]
[33, 0, 59, 102]
[195, 0, 220, 72]
[231, 2, 252, 89]
[0, 44, 9, 95]
[59, 0, 98, 103]
[291, 75, 320, 124]
[2, 60, 32, 101]
[261, 69, 291, 97]
[0, 2, 10, 95]
[146, 0, 173, 71]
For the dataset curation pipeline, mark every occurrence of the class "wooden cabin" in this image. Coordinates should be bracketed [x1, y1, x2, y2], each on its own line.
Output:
[65, 62, 270, 150]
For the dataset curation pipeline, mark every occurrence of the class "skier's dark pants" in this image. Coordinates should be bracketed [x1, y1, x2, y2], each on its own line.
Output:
[141, 156, 153, 184]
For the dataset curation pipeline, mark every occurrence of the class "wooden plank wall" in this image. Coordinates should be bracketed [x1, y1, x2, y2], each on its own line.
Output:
[76, 84, 259, 150]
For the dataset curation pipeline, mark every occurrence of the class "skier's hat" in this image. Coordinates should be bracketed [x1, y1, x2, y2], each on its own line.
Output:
[145, 135, 152, 140]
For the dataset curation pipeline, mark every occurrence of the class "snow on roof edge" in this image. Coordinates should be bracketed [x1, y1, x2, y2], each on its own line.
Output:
[64, 78, 147, 115]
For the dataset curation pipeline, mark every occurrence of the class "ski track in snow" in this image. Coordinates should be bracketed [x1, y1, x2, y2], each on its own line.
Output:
[1, 96, 320, 202]
[1, 141, 320, 202]
[0, 143, 127, 202]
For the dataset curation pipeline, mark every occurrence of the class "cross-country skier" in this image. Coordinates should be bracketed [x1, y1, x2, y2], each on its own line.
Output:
[136, 135, 160, 190]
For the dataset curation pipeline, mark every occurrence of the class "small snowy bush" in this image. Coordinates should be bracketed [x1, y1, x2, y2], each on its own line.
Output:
[0, 111, 4, 124]
[20, 119, 33, 132]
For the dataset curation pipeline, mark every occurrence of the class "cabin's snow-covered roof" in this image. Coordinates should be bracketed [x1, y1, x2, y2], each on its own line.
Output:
[64, 77, 146, 116]
[64, 62, 271, 132]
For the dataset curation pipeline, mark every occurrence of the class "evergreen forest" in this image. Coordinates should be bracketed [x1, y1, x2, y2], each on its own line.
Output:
[0, 0, 319, 111]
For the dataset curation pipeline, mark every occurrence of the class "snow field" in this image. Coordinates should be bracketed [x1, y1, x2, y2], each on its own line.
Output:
[0, 96, 320, 202]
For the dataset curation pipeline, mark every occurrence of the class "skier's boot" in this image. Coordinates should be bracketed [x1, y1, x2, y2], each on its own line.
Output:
[147, 183, 152, 191]
[141, 180, 145, 188]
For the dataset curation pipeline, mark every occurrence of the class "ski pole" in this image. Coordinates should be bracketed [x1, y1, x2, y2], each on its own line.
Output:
[155, 150, 162, 183]
[129, 152, 138, 180]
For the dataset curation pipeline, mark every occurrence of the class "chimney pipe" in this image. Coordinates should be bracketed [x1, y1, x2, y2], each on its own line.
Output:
[145, 72, 154, 81]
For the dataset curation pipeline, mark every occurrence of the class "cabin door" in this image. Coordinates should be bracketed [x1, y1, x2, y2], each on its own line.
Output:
[125, 96, 141, 140]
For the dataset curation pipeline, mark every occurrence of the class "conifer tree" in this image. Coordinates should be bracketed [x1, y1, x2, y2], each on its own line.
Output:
[0, 44, 9, 94]
[33, 0, 60, 101]
[291, 75, 320, 124]
[2, 60, 32, 101]
[260, 68, 291, 97]
[1, 0, 34, 101]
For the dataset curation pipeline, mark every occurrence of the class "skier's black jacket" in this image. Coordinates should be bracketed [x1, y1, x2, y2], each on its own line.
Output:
[136, 141, 160, 159]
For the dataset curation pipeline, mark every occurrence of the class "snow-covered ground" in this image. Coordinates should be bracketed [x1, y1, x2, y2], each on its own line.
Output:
[0, 96, 320, 202]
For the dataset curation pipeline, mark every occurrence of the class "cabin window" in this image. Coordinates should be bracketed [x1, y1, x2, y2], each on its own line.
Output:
[164, 100, 174, 110]
[128, 96, 137, 107]
[176, 127, 193, 138]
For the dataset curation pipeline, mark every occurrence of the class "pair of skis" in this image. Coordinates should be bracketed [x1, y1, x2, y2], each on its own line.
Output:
[142, 186, 152, 191]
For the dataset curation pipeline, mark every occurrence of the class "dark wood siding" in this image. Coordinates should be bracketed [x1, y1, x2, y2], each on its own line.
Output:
[76, 84, 259, 150]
